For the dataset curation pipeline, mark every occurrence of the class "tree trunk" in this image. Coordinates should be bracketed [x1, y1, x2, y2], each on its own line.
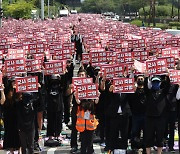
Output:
[171, 0, 174, 19]
[143, 4, 146, 22]
[178, 0, 180, 22]
[152, 0, 156, 27]
[148, 0, 152, 26]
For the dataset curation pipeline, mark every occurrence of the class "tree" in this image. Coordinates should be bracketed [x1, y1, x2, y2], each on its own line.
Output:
[4, 0, 34, 19]
[81, 0, 115, 13]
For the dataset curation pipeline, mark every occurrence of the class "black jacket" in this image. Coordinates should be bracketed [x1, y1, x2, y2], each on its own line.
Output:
[144, 77, 169, 117]
[105, 93, 131, 118]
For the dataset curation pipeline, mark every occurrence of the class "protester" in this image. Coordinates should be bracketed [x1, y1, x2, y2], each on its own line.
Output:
[15, 91, 40, 154]
[46, 74, 64, 144]
[107, 84, 131, 154]
[144, 76, 169, 154]
[70, 69, 87, 153]
[3, 82, 20, 154]
[75, 98, 99, 154]
[128, 75, 146, 153]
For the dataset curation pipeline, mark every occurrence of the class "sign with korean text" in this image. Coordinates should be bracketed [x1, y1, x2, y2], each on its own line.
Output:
[169, 69, 180, 84]
[44, 60, 66, 75]
[15, 76, 38, 92]
[5, 58, 26, 77]
[113, 78, 134, 93]
[26, 59, 41, 72]
[146, 59, 167, 75]
[75, 83, 99, 99]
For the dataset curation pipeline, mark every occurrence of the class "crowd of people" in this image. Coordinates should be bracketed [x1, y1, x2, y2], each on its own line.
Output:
[0, 14, 179, 154]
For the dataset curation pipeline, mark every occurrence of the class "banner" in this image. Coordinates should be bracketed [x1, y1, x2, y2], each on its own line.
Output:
[44, 60, 66, 75]
[15, 76, 39, 92]
[146, 59, 167, 75]
[75, 83, 99, 99]
[169, 69, 180, 84]
[113, 78, 134, 93]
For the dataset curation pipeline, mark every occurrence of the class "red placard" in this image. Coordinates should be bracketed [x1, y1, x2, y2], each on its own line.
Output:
[169, 69, 180, 84]
[44, 60, 66, 75]
[146, 59, 167, 75]
[102, 64, 125, 79]
[75, 83, 99, 99]
[15, 76, 39, 93]
[26, 59, 41, 72]
[72, 77, 93, 85]
[7, 49, 25, 59]
[54, 49, 72, 60]
[158, 57, 175, 69]
[113, 78, 134, 93]
[82, 53, 90, 64]
[161, 48, 179, 59]
[5, 58, 26, 77]
[116, 52, 133, 63]
[133, 50, 149, 62]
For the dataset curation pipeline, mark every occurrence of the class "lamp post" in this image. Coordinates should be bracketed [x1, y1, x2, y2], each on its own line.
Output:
[41, 0, 44, 20]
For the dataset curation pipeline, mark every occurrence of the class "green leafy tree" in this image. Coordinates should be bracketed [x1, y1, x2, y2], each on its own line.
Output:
[3, 0, 35, 19]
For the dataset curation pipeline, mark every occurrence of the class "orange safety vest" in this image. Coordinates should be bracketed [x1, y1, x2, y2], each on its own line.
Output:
[76, 108, 99, 132]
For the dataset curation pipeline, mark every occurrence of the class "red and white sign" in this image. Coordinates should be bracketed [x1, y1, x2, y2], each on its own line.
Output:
[26, 59, 41, 72]
[15, 76, 39, 93]
[54, 49, 72, 60]
[75, 83, 99, 99]
[146, 59, 167, 75]
[158, 57, 175, 69]
[44, 60, 66, 75]
[72, 77, 93, 85]
[102, 64, 125, 79]
[7, 49, 25, 59]
[133, 50, 149, 61]
[113, 78, 134, 93]
[116, 52, 133, 63]
[169, 69, 180, 84]
[82, 53, 90, 64]
[162, 48, 179, 58]
[5, 58, 26, 77]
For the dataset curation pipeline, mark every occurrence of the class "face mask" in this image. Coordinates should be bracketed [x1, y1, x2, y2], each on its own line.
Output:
[137, 80, 144, 86]
[151, 82, 161, 90]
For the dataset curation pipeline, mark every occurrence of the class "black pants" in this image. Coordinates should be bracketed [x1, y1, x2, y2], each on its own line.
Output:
[145, 116, 166, 148]
[34, 114, 39, 143]
[47, 111, 62, 137]
[131, 115, 145, 149]
[98, 114, 105, 142]
[80, 130, 94, 154]
[109, 114, 129, 150]
[70, 105, 78, 148]
[19, 128, 35, 154]
[104, 115, 111, 150]
[63, 96, 71, 125]
[164, 111, 176, 149]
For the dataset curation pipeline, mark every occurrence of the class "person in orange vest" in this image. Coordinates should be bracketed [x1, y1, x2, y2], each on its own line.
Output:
[75, 98, 99, 154]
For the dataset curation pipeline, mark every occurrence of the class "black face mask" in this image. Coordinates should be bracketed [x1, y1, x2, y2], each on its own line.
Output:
[137, 80, 144, 86]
